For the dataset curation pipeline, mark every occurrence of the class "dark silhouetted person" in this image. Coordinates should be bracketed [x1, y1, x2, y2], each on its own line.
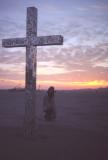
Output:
[43, 86, 56, 121]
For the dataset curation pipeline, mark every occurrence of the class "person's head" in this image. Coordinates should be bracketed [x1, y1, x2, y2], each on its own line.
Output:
[47, 86, 55, 98]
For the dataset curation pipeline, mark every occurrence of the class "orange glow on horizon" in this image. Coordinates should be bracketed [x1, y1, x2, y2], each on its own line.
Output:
[0, 79, 24, 89]
[38, 80, 108, 90]
[0, 78, 108, 90]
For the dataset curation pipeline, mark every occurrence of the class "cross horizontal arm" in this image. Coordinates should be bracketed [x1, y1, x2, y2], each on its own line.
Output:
[2, 35, 63, 48]
[2, 38, 26, 48]
[34, 35, 63, 46]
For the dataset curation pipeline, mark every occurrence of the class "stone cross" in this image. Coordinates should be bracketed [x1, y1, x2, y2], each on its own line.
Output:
[2, 7, 63, 136]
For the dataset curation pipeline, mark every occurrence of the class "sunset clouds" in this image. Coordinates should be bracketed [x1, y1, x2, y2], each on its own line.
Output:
[0, 0, 108, 89]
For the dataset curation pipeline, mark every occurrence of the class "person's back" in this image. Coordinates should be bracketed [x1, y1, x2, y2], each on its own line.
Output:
[43, 86, 56, 121]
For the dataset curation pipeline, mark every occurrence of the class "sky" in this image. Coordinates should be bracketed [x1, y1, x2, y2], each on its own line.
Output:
[0, 0, 108, 90]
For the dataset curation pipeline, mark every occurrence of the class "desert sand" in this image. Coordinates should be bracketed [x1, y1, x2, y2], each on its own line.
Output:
[0, 89, 108, 160]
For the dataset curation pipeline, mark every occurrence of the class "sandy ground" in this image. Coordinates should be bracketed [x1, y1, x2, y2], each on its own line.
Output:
[0, 89, 108, 160]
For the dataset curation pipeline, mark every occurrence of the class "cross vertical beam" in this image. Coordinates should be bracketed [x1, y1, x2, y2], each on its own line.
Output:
[24, 7, 37, 136]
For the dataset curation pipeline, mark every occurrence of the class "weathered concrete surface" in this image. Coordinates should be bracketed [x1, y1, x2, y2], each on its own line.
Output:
[2, 35, 63, 47]
[2, 6, 64, 136]
[2, 38, 26, 47]
[24, 7, 37, 136]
